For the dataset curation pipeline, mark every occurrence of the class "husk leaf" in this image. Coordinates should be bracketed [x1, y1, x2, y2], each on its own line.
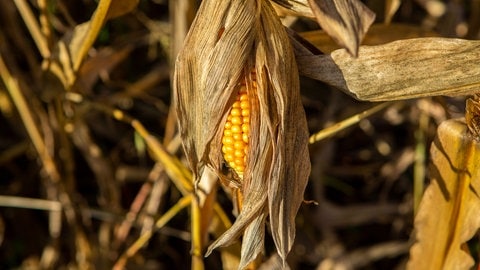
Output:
[255, 1, 310, 262]
[271, 0, 314, 17]
[307, 0, 375, 56]
[174, 0, 257, 182]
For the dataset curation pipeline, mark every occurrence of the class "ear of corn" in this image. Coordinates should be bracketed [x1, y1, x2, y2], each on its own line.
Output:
[221, 82, 251, 178]
[174, 0, 311, 266]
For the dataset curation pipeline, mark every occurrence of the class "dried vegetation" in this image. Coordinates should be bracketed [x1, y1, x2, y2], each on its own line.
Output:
[0, 0, 479, 269]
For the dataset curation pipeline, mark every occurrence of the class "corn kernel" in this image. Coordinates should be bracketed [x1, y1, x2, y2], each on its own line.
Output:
[222, 145, 233, 154]
[234, 149, 244, 158]
[231, 116, 242, 125]
[232, 108, 242, 117]
[222, 135, 233, 145]
[234, 141, 245, 150]
[242, 134, 249, 143]
[221, 85, 251, 176]
[223, 129, 233, 137]
[231, 124, 242, 134]
[233, 133, 242, 142]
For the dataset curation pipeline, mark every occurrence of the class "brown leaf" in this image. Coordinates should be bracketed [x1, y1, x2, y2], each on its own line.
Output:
[106, 0, 139, 19]
[255, 1, 310, 263]
[299, 23, 439, 53]
[174, 0, 256, 182]
[407, 119, 480, 269]
[297, 38, 480, 101]
[307, 0, 375, 56]
[271, 0, 314, 17]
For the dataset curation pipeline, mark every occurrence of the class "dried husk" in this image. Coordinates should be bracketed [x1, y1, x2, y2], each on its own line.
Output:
[174, 0, 310, 268]
[273, 0, 375, 56]
[307, 0, 375, 56]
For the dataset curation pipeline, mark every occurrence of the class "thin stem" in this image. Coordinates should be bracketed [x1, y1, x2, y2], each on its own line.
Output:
[113, 195, 192, 270]
[13, 0, 50, 58]
[309, 101, 394, 144]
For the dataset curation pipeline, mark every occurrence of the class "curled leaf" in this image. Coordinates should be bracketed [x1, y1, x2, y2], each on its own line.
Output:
[307, 0, 375, 56]
[271, 0, 314, 17]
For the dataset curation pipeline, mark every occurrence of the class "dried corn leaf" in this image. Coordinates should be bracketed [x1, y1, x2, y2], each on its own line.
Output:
[407, 119, 480, 270]
[307, 0, 375, 56]
[174, 0, 310, 267]
[300, 23, 438, 53]
[271, 0, 314, 17]
[297, 37, 480, 101]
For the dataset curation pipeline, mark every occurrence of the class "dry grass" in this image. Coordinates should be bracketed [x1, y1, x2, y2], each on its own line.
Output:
[0, 0, 477, 269]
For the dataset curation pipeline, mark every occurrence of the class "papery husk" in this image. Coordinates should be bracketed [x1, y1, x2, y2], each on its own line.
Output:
[174, 0, 256, 183]
[271, 0, 314, 17]
[272, 0, 375, 56]
[174, 0, 310, 268]
[307, 0, 375, 56]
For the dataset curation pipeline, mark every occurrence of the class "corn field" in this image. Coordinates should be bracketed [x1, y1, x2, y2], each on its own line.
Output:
[0, 0, 480, 269]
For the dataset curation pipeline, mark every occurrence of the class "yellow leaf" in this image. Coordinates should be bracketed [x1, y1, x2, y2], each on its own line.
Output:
[407, 119, 480, 270]
[69, 0, 138, 72]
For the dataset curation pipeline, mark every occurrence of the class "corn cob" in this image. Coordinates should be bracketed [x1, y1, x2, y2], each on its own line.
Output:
[221, 80, 252, 177]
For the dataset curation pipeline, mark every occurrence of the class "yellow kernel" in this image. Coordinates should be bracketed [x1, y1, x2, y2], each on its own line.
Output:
[232, 101, 241, 108]
[236, 165, 245, 172]
[234, 158, 244, 166]
[231, 124, 242, 133]
[234, 141, 245, 150]
[241, 123, 249, 133]
[222, 145, 233, 154]
[234, 149, 244, 158]
[240, 100, 249, 109]
[241, 109, 250, 117]
[222, 136, 233, 145]
[230, 108, 241, 116]
[231, 116, 242, 125]
[223, 129, 233, 137]
[240, 93, 248, 101]
[224, 121, 232, 129]
[224, 154, 234, 162]
[233, 133, 242, 142]
[242, 134, 249, 143]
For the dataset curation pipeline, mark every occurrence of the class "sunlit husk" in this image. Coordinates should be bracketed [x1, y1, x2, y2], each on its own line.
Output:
[174, 0, 310, 268]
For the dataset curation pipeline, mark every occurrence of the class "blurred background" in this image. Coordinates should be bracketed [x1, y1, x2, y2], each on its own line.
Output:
[0, 0, 478, 269]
